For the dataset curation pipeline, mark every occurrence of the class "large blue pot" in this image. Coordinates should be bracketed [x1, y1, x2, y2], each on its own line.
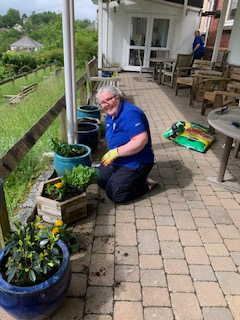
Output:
[77, 105, 101, 120]
[77, 122, 99, 153]
[0, 240, 72, 320]
[54, 144, 92, 176]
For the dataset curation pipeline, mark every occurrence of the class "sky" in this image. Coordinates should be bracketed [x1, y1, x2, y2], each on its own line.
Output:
[0, 0, 98, 22]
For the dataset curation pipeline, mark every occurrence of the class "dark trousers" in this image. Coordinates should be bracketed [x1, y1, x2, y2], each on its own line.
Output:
[98, 163, 154, 203]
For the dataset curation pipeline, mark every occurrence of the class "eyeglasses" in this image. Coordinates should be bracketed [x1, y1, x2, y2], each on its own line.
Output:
[99, 95, 116, 107]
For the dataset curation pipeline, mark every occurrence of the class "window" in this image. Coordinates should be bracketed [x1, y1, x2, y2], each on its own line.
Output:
[225, 0, 238, 26]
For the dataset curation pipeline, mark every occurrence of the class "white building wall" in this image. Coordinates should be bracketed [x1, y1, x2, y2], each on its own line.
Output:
[102, 0, 201, 70]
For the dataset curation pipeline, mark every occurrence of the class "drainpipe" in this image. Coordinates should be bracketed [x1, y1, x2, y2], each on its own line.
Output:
[69, 0, 77, 143]
[62, 0, 75, 144]
[98, 0, 103, 71]
[212, 0, 228, 62]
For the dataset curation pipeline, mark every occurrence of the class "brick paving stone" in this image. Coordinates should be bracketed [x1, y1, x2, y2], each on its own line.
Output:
[184, 246, 210, 264]
[67, 273, 87, 297]
[210, 256, 237, 272]
[216, 272, 240, 295]
[198, 228, 223, 243]
[115, 222, 137, 246]
[201, 195, 222, 206]
[138, 230, 160, 254]
[216, 224, 240, 239]
[70, 252, 91, 273]
[182, 190, 202, 201]
[187, 200, 206, 209]
[173, 210, 196, 229]
[114, 282, 142, 301]
[167, 193, 186, 202]
[139, 254, 163, 269]
[141, 269, 167, 287]
[194, 282, 226, 307]
[157, 226, 179, 241]
[115, 246, 139, 265]
[196, 186, 215, 195]
[170, 293, 202, 320]
[116, 209, 135, 223]
[160, 241, 185, 259]
[136, 218, 156, 229]
[135, 197, 152, 207]
[190, 208, 209, 218]
[96, 215, 115, 226]
[215, 191, 234, 199]
[155, 216, 175, 226]
[228, 209, 240, 229]
[202, 307, 233, 320]
[85, 286, 113, 314]
[167, 274, 194, 293]
[51, 298, 85, 320]
[97, 204, 116, 215]
[224, 239, 240, 251]
[226, 295, 240, 319]
[94, 225, 115, 237]
[204, 243, 229, 256]
[207, 206, 233, 224]
[219, 198, 240, 210]
[88, 254, 114, 286]
[92, 236, 114, 254]
[135, 206, 154, 219]
[144, 307, 174, 320]
[189, 265, 216, 281]
[194, 217, 215, 228]
[115, 265, 139, 283]
[164, 259, 189, 274]
[179, 230, 203, 246]
[152, 204, 172, 215]
[230, 252, 240, 266]
[170, 201, 189, 210]
[142, 287, 170, 307]
[114, 301, 143, 320]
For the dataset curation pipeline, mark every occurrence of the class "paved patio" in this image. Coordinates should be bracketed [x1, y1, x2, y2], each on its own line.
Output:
[1, 71, 240, 320]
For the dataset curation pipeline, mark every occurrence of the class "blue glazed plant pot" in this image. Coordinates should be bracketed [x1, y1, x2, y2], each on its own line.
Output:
[77, 122, 99, 153]
[54, 144, 92, 176]
[0, 240, 72, 320]
[77, 105, 101, 120]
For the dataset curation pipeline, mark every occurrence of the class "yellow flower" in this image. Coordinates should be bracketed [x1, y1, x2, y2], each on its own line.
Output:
[52, 227, 59, 235]
[55, 220, 63, 227]
[38, 225, 45, 229]
[54, 182, 63, 189]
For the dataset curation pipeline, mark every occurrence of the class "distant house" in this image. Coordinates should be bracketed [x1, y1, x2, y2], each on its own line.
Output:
[10, 36, 43, 52]
[13, 24, 23, 32]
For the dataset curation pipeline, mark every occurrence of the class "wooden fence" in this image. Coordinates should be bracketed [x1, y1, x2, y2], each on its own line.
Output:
[0, 62, 56, 86]
[0, 74, 88, 247]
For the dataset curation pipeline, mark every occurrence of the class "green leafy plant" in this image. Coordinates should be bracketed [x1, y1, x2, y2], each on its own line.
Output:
[43, 164, 99, 201]
[50, 138, 87, 157]
[2, 217, 68, 287]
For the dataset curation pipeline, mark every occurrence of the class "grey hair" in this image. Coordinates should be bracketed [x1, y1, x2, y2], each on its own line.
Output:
[96, 85, 125, 103]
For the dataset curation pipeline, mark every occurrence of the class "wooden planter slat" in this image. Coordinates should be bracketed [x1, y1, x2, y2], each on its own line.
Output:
[36, 177, 87, 224]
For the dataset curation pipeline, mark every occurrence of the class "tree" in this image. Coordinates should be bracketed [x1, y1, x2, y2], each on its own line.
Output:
[1, 8, 21, 28]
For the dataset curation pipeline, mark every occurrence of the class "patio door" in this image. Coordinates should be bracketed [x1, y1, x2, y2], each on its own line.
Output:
[126, 14, 172, 71]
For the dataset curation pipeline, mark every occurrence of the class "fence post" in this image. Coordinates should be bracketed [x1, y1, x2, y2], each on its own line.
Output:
[60, 108, 67, 142]
[79, 81, 88, 106]
[0, 177, 11, 248]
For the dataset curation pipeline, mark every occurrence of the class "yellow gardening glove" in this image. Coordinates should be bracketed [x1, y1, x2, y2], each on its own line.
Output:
[101, 148, 119, 166]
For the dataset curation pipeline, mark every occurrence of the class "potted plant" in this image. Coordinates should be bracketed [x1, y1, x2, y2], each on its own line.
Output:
[0, 217, 72, 320]
[36, 164, 99, 224]
[50, 138, 92, 176]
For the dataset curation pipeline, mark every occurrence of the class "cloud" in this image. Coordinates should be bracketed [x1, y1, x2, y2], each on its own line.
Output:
[0, 0, 97, 22]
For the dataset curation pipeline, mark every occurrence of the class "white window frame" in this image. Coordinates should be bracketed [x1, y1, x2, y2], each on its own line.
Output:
[225, 0, 238, 27]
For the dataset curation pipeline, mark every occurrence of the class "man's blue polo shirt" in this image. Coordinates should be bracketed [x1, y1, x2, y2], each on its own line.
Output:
[105, 100, 154, 169]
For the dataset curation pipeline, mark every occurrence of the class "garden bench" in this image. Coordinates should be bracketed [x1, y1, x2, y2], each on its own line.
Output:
[4, 82, 38, 105]
[85, 57, 121, 104]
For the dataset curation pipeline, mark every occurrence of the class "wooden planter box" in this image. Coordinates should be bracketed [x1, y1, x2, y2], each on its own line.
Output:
[36, 177, 87, 224]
